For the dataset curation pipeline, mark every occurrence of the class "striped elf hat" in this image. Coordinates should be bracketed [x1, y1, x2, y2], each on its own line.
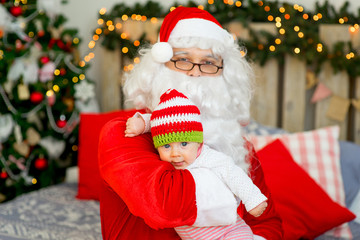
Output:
[150, 89, 203, 148]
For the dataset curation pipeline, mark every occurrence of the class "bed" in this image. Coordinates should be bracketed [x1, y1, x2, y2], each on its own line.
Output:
[0, 111, 359, 240]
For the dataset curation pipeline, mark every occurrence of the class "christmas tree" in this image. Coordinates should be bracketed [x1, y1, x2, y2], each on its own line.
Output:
[0, 0, 98, 202]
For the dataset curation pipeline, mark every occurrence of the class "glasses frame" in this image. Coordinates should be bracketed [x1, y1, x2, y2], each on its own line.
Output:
[170, 59, 223, 74]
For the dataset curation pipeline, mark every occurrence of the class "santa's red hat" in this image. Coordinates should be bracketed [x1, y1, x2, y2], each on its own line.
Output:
[151, 7, 234, 63]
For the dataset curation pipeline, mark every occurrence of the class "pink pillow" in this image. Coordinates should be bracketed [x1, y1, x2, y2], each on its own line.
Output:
[257, 139, 355, 239]
[77, 110, 137, 200]
[249, 125, 352, 238]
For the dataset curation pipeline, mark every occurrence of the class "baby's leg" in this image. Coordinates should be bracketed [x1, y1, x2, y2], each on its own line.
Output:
[175, 216, 253, 240]
[220, 216, 253, 240]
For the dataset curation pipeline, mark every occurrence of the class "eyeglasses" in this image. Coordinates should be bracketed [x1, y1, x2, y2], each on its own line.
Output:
[170, 59, 223, 74]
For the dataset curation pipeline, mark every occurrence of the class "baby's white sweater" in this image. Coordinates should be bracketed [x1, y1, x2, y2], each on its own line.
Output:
[188, 144, 267, 212]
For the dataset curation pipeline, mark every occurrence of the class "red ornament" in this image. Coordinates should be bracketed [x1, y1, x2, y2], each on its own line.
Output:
[40, 56, 50, 64]
[34, 158, 48, 170]
[30, 91, 44, 104]
[37, 30, 45, 37]
[0, 171, 8, 179]
[60, 68, 66, 76]
[15, 39, 23, 51]
[56, 119, 67, 128]
[10, 6, 22, 17]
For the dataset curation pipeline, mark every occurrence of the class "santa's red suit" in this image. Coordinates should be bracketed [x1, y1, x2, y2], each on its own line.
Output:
[98, 112, 283, 240]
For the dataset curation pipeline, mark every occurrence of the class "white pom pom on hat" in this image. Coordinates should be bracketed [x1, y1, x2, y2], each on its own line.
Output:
[151, 42, 173, 63]
[151, 6, 234, 63]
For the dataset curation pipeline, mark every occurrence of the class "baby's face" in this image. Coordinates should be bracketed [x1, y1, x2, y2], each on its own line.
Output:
[157, 142, 201, 169]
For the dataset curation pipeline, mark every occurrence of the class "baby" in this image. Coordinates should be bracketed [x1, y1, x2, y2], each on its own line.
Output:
[125, 89, 268, 240]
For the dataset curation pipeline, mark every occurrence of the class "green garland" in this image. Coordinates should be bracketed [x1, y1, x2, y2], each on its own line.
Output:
[95, 0, 360, 77]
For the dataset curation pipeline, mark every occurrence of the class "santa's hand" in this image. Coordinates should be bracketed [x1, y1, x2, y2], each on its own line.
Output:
[249, 201, 268, 217]
[125, 116, 145, 137]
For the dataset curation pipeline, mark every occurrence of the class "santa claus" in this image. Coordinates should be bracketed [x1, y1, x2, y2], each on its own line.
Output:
[98, 6, 283, 240]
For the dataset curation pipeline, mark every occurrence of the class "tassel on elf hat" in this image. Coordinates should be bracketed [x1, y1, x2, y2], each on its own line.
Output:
[150, 89, 203, 148]
[151, 6, 234, 63]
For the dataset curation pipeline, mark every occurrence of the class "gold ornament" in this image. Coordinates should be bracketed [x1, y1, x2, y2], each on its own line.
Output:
[26, 127, 41, 146]
[17, 84, 30, 100]
[63, 97, 75, 112]
[13, 142, 30, 157]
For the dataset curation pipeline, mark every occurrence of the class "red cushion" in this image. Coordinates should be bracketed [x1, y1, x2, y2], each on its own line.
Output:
[257, 139, 355, 239]
[76, 110, 137, 200]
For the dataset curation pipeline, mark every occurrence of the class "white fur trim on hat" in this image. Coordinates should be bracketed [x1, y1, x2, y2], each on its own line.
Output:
[151, 42, 173, 63]
[169, 18, 234, 45]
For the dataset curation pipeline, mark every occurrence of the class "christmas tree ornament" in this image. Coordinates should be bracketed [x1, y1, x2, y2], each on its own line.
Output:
[8, 155, 25, 170]
[60, 68, 66, 76]
[10, 6, 22, 17]
[15, 39, 24, 50]
[39, 61, 56, 82]
[56, 119, 67, 128]
[63, 97, 75, 111]
[30, 91, 44, 104]
[75, 97, 100, 113]
[34, 157, 48, 170]
[39, 136, 65, 159]
[49, 25, 63, 40]
[40, 56, 50, 64]
[74, 80, 96, 102]
[0, 114, 14, 143]
[0, 170, 8, 179]
[17, 83, 30, 100]
[13, 141, 30, 157]
[26, 127, 41, 146]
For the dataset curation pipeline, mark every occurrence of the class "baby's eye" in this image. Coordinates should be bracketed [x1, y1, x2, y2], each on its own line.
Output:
[181, 142, 188, 147]
[163, 144, 171, 148]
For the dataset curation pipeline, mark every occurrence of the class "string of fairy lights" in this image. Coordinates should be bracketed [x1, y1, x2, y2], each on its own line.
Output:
[80, 6, 159, 72]
[78, 0, 360, 78]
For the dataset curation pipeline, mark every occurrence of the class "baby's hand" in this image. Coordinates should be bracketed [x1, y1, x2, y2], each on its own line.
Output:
[249, 201, 268, 217]
[125, 116, 145, 137]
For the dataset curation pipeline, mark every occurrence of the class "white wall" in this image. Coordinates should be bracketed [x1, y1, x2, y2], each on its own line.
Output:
[60, 0, 360, 111]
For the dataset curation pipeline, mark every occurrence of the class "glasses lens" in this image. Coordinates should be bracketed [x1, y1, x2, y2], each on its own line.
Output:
[200, 65, 218, 74]
[175, 61, 193, 71]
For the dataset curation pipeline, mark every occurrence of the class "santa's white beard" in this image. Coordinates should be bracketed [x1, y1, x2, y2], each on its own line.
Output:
[148, 66, 249, 171]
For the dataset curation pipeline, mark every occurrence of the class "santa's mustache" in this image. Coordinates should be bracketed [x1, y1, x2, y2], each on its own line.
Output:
[150, 66, 234, 119]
